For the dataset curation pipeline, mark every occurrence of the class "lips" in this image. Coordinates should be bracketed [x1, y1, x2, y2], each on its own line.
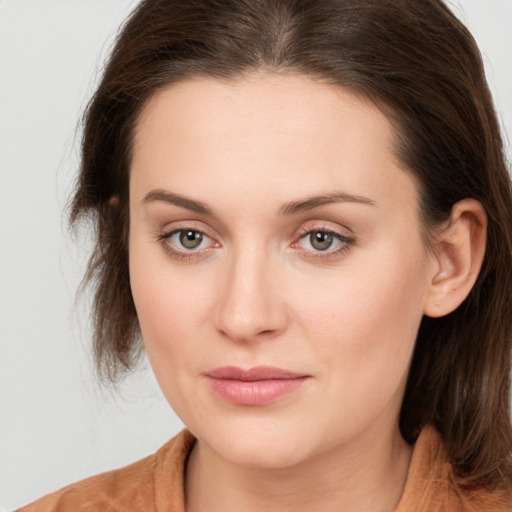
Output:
[205, 366, 310, 405]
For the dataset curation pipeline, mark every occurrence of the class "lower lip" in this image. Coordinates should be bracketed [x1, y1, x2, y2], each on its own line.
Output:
[207, 377, 309, 405]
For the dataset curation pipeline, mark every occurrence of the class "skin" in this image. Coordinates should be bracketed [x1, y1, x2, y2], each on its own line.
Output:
[128, 73, 485, 512]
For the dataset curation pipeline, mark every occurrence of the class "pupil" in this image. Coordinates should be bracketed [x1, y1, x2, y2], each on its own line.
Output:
[180, 230, 202, 249]
[311, 231, 333, 251]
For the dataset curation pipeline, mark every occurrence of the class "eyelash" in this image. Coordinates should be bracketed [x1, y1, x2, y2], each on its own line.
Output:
[292, 227, 355, 260]
[157, 228, 218, 261]
[156, 225, 355, 262]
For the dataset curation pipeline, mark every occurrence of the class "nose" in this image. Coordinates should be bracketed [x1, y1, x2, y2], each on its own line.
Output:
[214, 248, 288, 343]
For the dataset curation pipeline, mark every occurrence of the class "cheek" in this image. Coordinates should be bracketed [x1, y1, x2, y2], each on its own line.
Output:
[293, 245, 429, 394]
[128, 243, 227, 409]
[129, 255, 210, 419]
[131, 274, 211, 361]
[129, 243, 200, 361]
[132, 272, 205, 336]
[129, 221, 214, 328]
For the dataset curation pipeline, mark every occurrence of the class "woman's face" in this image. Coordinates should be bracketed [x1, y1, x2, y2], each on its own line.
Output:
[129, 74, 435, 468]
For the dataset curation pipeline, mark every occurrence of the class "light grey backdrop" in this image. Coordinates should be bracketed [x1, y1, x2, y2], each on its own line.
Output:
[1, 1, 511, 509]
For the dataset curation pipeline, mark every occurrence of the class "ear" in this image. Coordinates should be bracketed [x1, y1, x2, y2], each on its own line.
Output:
[423, 199, 487, 318]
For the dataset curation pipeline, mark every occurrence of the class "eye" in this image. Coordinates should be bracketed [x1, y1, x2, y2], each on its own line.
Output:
[293, 228, 355, 258]
[157, 227, 219, 260]
[306, 231, 337, 251]
[164, 229, 213, 250]
[174, 229, 205, 249]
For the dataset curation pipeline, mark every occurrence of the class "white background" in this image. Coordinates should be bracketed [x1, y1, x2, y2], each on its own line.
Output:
[0, 1, 511, 509]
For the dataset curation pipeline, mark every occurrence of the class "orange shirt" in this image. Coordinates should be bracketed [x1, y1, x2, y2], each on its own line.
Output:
[19, 427, 512, 511]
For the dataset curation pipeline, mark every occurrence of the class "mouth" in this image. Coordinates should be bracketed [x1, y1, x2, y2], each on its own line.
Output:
[204, 366, 310, 405]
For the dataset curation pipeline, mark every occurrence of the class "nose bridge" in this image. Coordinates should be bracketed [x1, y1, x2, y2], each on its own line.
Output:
[215, 240, 286, 341]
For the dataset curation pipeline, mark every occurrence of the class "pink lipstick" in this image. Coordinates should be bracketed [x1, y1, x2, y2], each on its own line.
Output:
[205, 366, 309, 405]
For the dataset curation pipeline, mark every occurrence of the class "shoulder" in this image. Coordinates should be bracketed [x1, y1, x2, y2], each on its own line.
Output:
[18, 429, 195, 512]
[397, 426, 512, 512]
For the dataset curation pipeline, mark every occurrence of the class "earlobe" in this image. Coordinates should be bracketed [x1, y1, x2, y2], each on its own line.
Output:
[424, 199, 487, 318]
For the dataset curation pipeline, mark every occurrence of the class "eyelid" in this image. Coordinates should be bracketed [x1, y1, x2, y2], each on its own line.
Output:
[293, 220, 355, 241]
[290, 222, 356, 258]
[157, 220, 219, 242]
[156, 221, 221, 261]
[293, 228, 354, 248]
[155, 219, 355, 262]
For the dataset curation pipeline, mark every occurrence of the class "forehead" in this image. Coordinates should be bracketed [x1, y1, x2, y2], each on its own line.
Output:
[133, 73, 391, 156]
[130, 73, 418, 215]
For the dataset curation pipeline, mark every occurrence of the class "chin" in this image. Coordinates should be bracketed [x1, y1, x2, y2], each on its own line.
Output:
[192, 416, 315, 469]
[216, 436, 308, 469]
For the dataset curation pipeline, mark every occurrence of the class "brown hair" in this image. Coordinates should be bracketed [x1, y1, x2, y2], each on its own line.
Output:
[71, 0, 512, 487]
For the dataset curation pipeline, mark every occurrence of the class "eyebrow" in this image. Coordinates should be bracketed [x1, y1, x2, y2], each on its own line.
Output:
[141, 188, 376, 216]
[141, 189, 213, 215]
[279, 191, 376, 215]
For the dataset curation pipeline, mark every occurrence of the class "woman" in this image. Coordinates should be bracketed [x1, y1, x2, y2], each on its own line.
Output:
[19, 0, 512, 510]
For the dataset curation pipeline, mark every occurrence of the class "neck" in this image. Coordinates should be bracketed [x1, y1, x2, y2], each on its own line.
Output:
[185, 424, 412, 512]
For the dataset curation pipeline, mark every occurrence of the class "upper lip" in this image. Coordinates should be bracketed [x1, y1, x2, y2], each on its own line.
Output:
[205, 366, 309, 381]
